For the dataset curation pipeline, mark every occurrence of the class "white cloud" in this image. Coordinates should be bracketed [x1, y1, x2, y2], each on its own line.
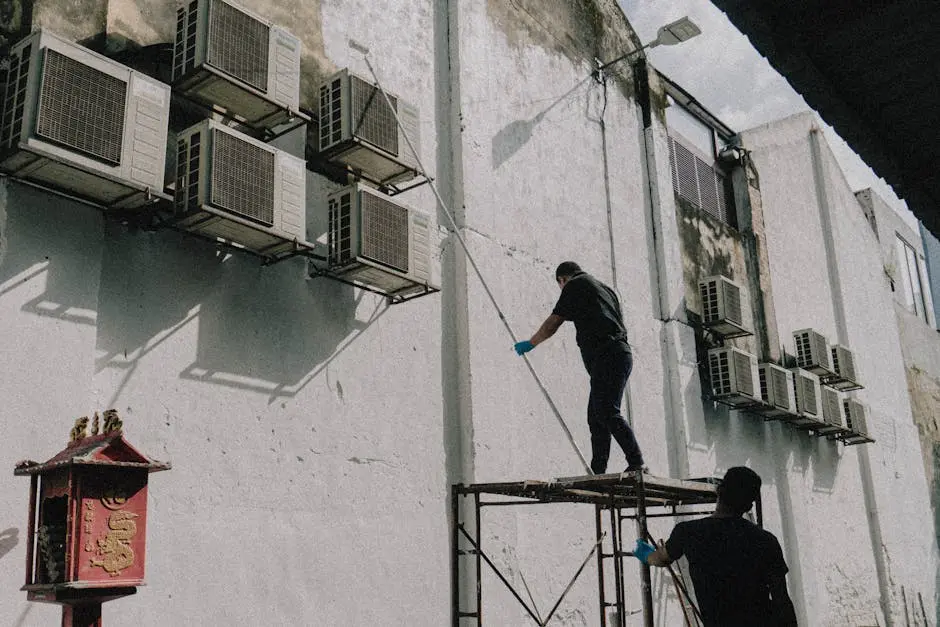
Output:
[619, 0, 918, 228]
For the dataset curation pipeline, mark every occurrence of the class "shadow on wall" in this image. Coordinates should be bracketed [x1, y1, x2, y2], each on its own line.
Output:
[0, 527, 19, 561]
[490, 74, 595, 170]
[690, 398, 839, 492]
[94, 223, 386, 405]
[0, 182, 103, 325]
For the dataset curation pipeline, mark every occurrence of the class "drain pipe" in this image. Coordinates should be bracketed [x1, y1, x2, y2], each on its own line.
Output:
[634, 58, 690, 480]
[436, 1, 477, 624]
[809, 125, 894, 626]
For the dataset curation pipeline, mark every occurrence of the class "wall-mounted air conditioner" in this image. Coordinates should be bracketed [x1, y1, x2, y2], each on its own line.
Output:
[172, 118, 305, 258]
[790, 368, 823, 425]
[756, 363, 796, 417]
[325, 183, 435, 297]
[0, 29, 170, 209]
[819, 386, 844, 433]
[707, 347, 760, 407]
[828, 345, 863, 391]
[698, 275, 751, 338]
[793, 328, 834, 376]
[843, 399, 870, 436]
[313, 69, 421, 186]
[172, 0, 305, 133]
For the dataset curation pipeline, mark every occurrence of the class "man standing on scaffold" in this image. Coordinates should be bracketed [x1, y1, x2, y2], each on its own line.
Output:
[514, 261, 645, 475]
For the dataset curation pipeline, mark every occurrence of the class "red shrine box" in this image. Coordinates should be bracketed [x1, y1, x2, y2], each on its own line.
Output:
[14, 413, 170, 608]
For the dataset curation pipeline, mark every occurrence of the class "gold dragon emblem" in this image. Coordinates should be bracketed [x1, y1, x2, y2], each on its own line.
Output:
[89, 509, 139, 576]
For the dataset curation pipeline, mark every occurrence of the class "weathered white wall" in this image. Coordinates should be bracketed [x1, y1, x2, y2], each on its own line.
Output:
[0, 1, 937, 626]
[744, 111, 938, 626]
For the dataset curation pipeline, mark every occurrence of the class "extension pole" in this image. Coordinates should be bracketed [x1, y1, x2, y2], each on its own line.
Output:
[350, 40, 593, 475]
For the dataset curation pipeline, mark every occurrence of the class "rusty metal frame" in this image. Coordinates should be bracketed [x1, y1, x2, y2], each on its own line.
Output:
[451, 473, 730, 627]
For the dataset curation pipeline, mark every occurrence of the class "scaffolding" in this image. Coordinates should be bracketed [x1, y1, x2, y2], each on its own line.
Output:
[452, 472, 756, 626]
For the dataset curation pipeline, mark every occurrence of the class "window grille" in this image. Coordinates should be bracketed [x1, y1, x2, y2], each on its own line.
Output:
[668, 135, 734, 226]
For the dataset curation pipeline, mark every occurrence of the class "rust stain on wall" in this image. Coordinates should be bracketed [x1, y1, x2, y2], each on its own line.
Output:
[485, 0, 640, 99]
[906, 365, 940, 508]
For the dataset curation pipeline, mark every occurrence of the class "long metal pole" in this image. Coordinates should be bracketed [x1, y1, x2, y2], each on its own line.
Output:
[474, 493, 482, 627]
[608, 499, 625, 627]
[636, 474, 654, 627]
[595, 505, 608, 627]
[452, 487, 461, 627]
[352, 42, 592, 476]
[25, 474, 37, 586]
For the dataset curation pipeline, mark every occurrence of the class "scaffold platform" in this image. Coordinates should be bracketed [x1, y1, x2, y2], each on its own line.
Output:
[452, 471, 755, 626]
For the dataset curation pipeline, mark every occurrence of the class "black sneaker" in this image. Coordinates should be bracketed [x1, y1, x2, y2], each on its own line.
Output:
[625, 465, 649, 474]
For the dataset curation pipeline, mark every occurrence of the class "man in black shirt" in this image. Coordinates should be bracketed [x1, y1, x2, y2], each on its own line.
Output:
[514, 261, 644, 474]
[635, 467, 798, 627]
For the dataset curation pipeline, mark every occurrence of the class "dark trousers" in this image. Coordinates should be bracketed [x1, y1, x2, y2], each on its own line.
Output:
[587, 343, 643, 474]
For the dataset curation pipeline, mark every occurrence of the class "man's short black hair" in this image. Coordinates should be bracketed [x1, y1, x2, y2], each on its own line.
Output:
[555, 261, 582, 280]
[718, 466, 762, 514]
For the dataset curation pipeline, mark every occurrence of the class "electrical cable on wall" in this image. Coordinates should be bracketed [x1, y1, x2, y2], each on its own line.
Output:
[349, 39, 593, 476]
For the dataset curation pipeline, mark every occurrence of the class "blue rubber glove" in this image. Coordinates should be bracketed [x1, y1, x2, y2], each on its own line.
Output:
[633, 539, 656, 564]
[514, 340, 534, 356]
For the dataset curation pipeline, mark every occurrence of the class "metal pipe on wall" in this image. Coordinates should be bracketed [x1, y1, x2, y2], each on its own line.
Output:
[809, 125, 894, 626]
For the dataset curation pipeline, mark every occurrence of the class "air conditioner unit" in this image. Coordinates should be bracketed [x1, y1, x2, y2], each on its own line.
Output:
[326, 184, 435, 297]
[0, 30, 170, 209]
[707, 347, 760, 407]
[793, 328, 834, 376]
[314, 69, 421, 185]
[173, 118, 305, 258]
[818, 386, 844, 434]
[756, 363, 796, 417]
[172, 0, 305, 133]
[790, 368, 823, 425]
[828, 345, 862, 391]
[843, 399, 870, 435]
[698, 275, 751, 338]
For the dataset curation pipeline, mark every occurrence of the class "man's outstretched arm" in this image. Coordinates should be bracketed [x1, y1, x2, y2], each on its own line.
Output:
[515, 314, 565, 355]
[530, 314, 565, 346]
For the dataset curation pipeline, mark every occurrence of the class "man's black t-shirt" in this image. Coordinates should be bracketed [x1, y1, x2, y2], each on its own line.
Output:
[665, 517, 789, 627]
[552, 272, 628, 369]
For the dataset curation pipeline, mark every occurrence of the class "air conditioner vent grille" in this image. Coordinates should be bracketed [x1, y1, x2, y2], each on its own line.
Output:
[175, 132, 202, 212]
[36, 49, 126, 165]
[844, 399, 868, 434]
[700, 280, 718, 322]
[832, 347, 857, 382]
[796, 373, 817, 416]
[724, 281, 742, 325]
[732, 351, 754, 397]
[770, 368, 789, 409]
[350, 74, 398, 155]
[361, 192, 409, 273]
[207, 0, 269, 92]
[319, 77, 343, 149]
[209, 129, 273, 225]
[709, 350, 730, 396]
[173, 2, 200, 79]
[328, 191, 352, 266]
[1, 44, 31, 152]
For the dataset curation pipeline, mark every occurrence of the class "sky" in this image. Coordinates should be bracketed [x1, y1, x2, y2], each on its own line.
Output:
[619, 0, 920, 231]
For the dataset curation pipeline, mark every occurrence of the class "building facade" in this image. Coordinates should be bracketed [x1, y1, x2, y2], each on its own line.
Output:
[0, 1, 935, 625]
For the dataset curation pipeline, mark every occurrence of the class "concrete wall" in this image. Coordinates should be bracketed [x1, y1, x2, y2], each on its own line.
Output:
[0, 2, 937, 626]
[743, 112, 938, 626]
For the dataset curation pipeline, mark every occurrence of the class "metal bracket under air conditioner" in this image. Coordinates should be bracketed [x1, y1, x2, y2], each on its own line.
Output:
[307, 265, 440, 305]
[305, 137, 431, 197]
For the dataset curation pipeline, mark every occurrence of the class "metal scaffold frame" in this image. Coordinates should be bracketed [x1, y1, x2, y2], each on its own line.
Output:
[452, 472, 750, 626]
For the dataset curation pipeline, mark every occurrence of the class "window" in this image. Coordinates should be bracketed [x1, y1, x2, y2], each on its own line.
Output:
[895, 235, 932, 323]
[665, 97, 736, 227]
